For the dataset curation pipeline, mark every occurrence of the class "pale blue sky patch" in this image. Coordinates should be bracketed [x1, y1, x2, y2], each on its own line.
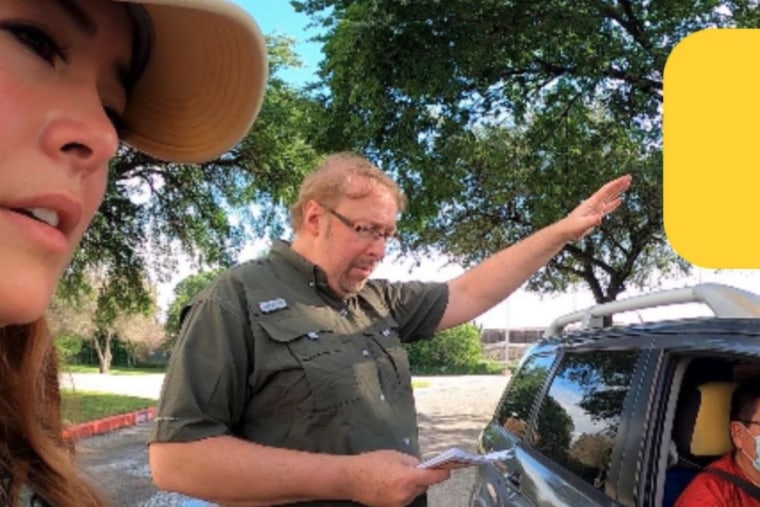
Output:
[237, 0, 324, 87]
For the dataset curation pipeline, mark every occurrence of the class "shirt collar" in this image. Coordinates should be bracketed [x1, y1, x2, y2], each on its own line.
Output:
[269, 240, 341, 300]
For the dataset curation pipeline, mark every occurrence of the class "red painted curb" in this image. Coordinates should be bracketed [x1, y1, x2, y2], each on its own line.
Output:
[63, 406, 157, 441]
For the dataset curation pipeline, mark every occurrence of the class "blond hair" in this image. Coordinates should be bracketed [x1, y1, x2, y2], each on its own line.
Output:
[290, 152, 407, 231]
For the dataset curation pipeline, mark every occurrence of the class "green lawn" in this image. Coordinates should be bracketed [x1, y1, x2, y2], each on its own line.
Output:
[61, 390, 155, 426]
[412, 379, 431, 389]
[62, 364, 165, 375]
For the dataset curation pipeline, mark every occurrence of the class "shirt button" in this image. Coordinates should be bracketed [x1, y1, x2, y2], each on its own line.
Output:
[403, 438, 411, 446]
[339, 309, 348, 317]
[362, 349, 370, 357]
[380, 393, 386, 402]
[308, 282, 315, 287]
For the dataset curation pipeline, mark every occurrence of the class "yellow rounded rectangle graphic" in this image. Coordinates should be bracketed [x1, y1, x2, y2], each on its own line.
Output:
[664, 28, 760, 268]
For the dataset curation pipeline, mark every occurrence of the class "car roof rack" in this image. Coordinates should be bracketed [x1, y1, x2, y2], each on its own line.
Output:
[544, 283, 760, 337]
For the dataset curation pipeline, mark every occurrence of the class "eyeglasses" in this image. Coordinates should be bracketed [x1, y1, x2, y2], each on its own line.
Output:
[319, 203, 396, 243]
[740, 420, 760, 427]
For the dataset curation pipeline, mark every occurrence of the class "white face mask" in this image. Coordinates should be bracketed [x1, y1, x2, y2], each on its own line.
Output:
[741, 424, 760, 472]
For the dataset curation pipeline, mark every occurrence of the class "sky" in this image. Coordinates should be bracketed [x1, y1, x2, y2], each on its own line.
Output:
[156, 1, 760, 331]
[237, 1, 324, 87]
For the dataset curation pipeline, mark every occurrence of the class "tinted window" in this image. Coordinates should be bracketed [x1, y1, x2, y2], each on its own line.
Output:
[496, 353, 556, 439]
[533, 350, 639, 489]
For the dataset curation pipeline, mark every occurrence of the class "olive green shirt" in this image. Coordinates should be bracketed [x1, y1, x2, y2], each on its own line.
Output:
[149, 241, 449, 506]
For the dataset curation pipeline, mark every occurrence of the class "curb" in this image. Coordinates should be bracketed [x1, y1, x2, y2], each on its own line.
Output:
[63, 406, 157, 440]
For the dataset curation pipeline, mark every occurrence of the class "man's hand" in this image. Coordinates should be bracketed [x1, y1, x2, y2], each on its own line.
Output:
[346, 450, 451, 507]
[559, 174, 632, 242]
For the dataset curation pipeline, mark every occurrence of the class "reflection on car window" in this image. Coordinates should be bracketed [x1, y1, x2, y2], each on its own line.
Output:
[496, 353, 556, 439]
[533, 350, 639, 490]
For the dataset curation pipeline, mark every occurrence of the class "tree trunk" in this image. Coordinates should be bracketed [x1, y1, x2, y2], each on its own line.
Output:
[93, 332, 113, 374]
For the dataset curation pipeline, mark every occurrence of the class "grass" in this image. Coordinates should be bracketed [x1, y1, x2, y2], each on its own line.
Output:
[61, 390, 155, 426]
[412, 379, 431, 389]
[62, 364, 165, 375]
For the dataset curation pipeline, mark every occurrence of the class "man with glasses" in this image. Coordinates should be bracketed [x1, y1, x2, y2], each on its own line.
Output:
[676, 377, 760, 506]
[149, 151, 631, 507]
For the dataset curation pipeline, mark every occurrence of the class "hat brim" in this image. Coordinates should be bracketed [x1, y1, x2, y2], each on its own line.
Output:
[115, 0, 268, 163]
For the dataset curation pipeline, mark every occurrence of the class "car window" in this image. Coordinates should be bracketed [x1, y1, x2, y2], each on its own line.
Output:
[533, 349, 639, 490]
[496, 352, 556, 439]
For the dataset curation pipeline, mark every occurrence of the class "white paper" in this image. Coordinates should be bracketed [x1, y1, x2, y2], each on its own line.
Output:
[417, 448, 513, 470]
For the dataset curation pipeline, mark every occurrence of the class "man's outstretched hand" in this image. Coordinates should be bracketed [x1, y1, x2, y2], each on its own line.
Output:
[559, 174, 632, 242]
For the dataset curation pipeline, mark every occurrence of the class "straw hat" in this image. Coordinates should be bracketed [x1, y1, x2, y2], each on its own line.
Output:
[115, 0, 268, 163]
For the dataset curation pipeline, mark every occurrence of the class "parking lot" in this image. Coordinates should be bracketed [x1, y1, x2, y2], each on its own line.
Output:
[74, 374, 509, 506]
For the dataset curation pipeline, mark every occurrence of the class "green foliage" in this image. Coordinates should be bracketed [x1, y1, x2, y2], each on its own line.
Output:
[164, 269, 225, 348]
[404, 323, 501, 374]
[59, 35, 323, 307]
[55, 333, 86, 365]
[291, 0, 760, 301]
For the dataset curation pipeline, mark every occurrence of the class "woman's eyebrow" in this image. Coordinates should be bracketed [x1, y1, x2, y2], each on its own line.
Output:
[53, 0, 97, 35]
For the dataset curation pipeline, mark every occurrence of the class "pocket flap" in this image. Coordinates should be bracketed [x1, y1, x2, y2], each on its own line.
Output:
[259, 317, 329, 343]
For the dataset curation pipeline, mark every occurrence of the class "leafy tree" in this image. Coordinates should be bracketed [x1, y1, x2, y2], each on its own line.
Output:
[497, 358, 552, 428]
[58, 35, 323, 309]
[164, 269, 225, 348]
[563, 350, 640, 425]
[48, 275, 163, 373]
[293, 0, 760, 301]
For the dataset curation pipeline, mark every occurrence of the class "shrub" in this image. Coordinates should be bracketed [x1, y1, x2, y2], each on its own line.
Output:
[404, 323, 503, 374]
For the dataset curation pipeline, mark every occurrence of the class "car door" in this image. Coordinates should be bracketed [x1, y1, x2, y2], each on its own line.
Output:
[632, 323, 760, 507]
[472, 349, 557, 507]
[474, 344, 648, 507]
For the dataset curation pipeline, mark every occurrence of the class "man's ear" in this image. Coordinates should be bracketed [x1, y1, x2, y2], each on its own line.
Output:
[302, 201, 323, 236]
[730, 421, 746, 450]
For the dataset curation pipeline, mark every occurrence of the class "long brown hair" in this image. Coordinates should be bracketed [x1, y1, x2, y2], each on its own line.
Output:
[0, 319, 107, 506]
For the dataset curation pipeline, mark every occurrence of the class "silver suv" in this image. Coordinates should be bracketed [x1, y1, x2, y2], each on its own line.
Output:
[469, 283, 760, 507]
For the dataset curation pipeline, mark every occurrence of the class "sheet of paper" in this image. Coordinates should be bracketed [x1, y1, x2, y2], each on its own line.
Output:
[417, 448, 513, 470]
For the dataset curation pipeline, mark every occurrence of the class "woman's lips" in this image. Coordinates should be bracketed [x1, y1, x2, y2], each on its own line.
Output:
[0, 207, 70, 254]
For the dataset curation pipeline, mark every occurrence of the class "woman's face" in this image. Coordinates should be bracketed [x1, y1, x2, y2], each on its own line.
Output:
[0, 0, 133, 326]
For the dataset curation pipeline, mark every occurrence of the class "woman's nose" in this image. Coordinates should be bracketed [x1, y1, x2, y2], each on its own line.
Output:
[39, 91, 120, 175]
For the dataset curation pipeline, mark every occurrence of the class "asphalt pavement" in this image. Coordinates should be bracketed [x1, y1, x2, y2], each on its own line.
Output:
[74, 373, 508, 507]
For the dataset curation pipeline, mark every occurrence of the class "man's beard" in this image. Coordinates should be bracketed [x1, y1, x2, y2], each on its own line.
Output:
[337, 259, 376, 296]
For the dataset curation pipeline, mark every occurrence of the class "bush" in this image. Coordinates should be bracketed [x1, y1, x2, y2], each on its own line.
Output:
[404, 323, 503, 374]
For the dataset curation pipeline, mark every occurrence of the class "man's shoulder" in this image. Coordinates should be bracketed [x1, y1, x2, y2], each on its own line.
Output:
[676, 454, 746, 506]
[709, 453, 739, 473]
[184, 257, 279, 309]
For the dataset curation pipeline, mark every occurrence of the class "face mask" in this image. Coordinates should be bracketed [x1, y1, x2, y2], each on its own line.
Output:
[741, 424, 760, 472]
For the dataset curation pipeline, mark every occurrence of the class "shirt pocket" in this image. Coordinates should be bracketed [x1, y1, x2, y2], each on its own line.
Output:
[368, 315, 413, 402]
[259, 316, 362, 413]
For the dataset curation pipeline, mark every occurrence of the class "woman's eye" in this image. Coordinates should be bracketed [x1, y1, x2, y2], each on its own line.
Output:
[2, 22, 67, 65]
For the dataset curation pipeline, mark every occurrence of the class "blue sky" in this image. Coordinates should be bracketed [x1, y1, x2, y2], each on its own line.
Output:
[235, 1, 323, 87]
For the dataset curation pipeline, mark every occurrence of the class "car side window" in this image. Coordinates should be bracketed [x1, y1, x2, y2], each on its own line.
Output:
[533, 349, 639, 490]
[496, 353, 556, 439]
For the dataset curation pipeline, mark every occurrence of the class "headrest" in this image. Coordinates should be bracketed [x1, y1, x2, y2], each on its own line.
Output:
[689, 381, 738, 456]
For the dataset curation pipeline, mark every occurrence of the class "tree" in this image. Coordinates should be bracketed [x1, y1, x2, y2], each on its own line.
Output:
[49, 274, 163, 373]
[58, 35, 323, 309]
[164, 269, 225, 349]
[294, 0, 760, 301]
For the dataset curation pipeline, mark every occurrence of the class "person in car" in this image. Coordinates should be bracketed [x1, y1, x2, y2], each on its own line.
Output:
[676, 376, 760, 506]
